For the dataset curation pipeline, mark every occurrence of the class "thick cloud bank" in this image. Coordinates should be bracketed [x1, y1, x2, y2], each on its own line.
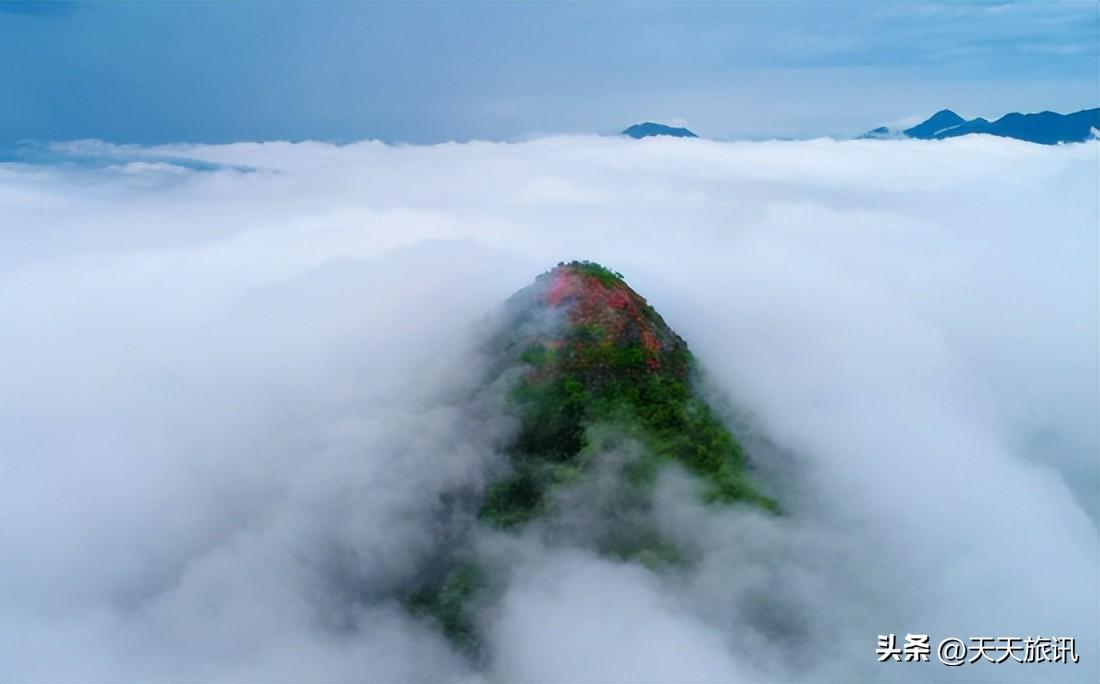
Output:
[1, 135, 1096, 682]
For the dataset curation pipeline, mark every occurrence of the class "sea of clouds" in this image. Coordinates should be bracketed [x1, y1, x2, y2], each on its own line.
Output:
[1, 134, 1096, 682]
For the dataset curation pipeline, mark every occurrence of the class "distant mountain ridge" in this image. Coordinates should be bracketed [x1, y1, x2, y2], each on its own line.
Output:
[622, 122, 698, 139]
[864, 107, 1100, 144]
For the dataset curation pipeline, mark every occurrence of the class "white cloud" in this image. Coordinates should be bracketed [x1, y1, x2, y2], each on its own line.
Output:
[0, 135, 1095, 682]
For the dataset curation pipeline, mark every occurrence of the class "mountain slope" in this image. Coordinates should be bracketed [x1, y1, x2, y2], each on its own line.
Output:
[408, 261, 775, 653]
[482, 261, 774, 527]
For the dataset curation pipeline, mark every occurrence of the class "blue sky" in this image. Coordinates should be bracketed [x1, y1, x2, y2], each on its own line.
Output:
[1, 0, 1097, 143]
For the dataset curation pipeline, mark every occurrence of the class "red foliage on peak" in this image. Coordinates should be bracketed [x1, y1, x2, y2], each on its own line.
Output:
[544, 267, 579, 308]
[542, 264, 672, 371]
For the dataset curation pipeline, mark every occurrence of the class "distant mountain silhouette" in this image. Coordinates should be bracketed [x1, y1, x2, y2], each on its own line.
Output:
[857, 126, 893, 140]
[622, 122, 698, 139]
[903, 109, 967, 139]
[931, 117, 994, 139]
[864, 108, 1100, 145]
[936, 109, 1100, 145]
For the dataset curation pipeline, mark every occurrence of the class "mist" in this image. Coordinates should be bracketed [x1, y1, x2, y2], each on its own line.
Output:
[1, 135, 1096, 682]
